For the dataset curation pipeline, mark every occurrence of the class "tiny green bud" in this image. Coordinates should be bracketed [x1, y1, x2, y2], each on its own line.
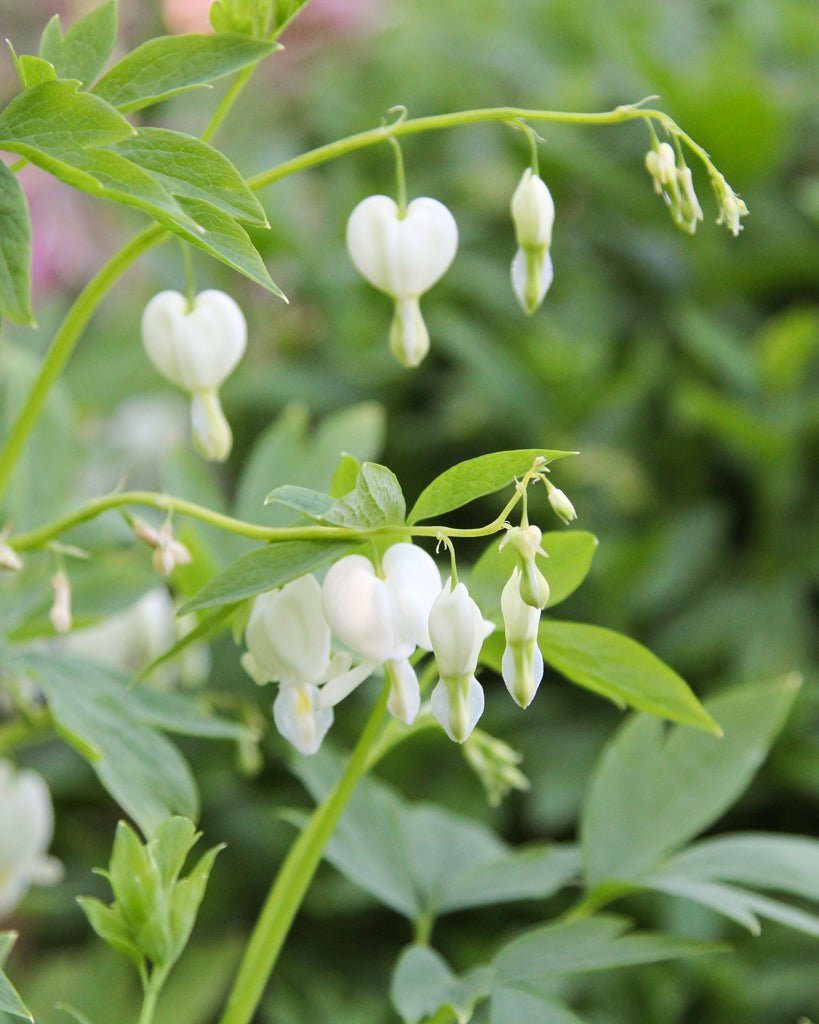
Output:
[547, 483, 577, 525]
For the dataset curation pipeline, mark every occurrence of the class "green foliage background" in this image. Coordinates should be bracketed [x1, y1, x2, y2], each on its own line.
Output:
[2, 0, 819, 1022]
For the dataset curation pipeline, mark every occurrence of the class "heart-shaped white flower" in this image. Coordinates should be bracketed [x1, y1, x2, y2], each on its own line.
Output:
[141, 289, 247, 393]
[141, 289, 247, 460]
[346, 196, 458, 299]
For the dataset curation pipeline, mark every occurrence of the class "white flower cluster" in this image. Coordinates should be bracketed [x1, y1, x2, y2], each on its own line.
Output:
[0, 760, 62, 918]
[242, 537, 560, 756]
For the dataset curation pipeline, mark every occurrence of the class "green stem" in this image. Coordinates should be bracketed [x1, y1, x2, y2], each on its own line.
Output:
[217, 683, 391, 1024]
[202, 65, 257, 144]
[136, 966, 169, 1024]
[7, 483, 524, 553]
[0, 225, 165, 504]
[248, 103, 693, 192]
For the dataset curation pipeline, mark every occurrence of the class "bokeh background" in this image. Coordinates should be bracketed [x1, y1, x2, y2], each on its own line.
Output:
[2, 0, 819, 1021]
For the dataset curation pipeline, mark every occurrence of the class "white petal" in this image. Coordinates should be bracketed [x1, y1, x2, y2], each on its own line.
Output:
[141, 289, 247, 393]
[246, 575, 331, 685]
[346, 195, 458, 298]
[382, 543, 442, 652]
[429, 581, 493, 677]
[430, 675, 485, 743]
[273, 684, 333, 756]
[511, 169, 555, 249]
[386, 657, 421, 725]
[322, 555, 397, 662]
[511, 248, 553, 314]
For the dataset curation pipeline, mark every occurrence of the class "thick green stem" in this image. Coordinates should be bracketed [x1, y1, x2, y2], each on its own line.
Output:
[218, 683, 391, 1024]
[0, 225, 165, 504]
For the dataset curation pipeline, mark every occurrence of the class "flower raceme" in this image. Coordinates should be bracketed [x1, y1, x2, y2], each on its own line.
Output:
[141, 289, 247, 461]
[0, 760, 63, 918]
[346, 195, 458, 367]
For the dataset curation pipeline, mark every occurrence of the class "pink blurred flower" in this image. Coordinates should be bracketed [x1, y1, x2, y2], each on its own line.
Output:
[162, 0, 214, 34]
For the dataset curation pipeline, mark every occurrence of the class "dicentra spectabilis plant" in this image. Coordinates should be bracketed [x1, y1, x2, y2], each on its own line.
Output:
[1, 3, 814, 1024]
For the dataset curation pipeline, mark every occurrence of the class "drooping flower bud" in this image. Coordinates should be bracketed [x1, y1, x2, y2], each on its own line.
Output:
[510, 168, 555, 314]
[500, 567, 544, 708]
[0, 529, 22, 572]
[0, 759, 63, 917]
[500, 524, 550, 610]
[133, 518, 193, 577]
[645, 142, 705, 235]
[545, 481, 578, 526]
[49, 570, 72, 634]
[428, 579, 494, 742]
[710, 169, 749, 236]
[141, 289, 247, 460]
[346, 195, 458, 367]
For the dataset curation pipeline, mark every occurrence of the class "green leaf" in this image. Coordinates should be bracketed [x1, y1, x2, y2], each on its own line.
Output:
[580, 675, 802, 887]
[469, 530, 598, 620]
[295, 754, 579, 920]
[321, 462, 406, 528]
[92, 34, 280, 113]
[210, 0, 274, 37]
[167, 843, 224, 965]
[170, 195, 284, 296]
[264, 485, 335, 519]
[180, 538, 359, 613]
[125, 683, 253, 742]
[150, 817, 200, 890]
[330, 453, 362, 498]
[0, 933, 33, 1021]
[0, 80, 134, 154]
[407, 449, 575, 525]
[114, 127, 268, 226]
[234, 401, 386, 528]
[24, 652, 199, 835]
[108, 819, 160, 931]
[75, 897, 145, 971]
[490, 986, 590, 1024]
[134, 604, 239, 689]
[538, 620, 720, 732]
[38, 0, 118, 87]
[391, 945, 493, 1024]
[18, 55, 58, 87]
[0, 159, 33, 325]
[493, 915, 721, 986]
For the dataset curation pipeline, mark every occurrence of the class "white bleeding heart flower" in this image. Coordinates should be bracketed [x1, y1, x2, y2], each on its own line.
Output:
[510, 169, 555, 315]
[346, 195, 458, 367]
[428, 579, 494, 742]
[273, 683, 334, 757]
[141, 289, 247, 460]
[0, 760, 63, 918]
[320, 544, 442, 724]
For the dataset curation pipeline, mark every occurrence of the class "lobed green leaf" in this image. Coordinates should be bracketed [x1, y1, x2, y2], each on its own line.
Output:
[580, 675, 802, 888]
[38, 0, 118, 87]
[114, 127, 268, 226]
[0, 80, 134, 153]
[23, 652, 199, 835]
[321, 461, 406, 528]
[0, 160, 34, 325]
[91, 34, 280, 113]
[180, 538, 360, 612]
[407, 449, 575, 525]
[264, 485, 335, 519]
[391, 945, 493, 1024]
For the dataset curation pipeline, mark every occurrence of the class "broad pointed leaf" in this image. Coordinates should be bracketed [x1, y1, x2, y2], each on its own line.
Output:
[38, 0, 118, 87]
[0, 159, 33, 325]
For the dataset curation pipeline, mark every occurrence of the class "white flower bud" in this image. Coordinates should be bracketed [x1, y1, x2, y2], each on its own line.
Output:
[500, 568, 544, 708]
[547, 484, 577, 525]
[510, 169, 555, 315]
[151, 523, 193, 577]
[346, 195, 458, 366]
[141, 289, 247, 461]
[387, 656, 421, 726]
[0, 540, 22, 572]
[0, 760, 63, 918]
[500, 524, 550, 609]
[428, 579, 494, 742]
[710, 170, 749, 236]
[49, 570, 72, 634]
